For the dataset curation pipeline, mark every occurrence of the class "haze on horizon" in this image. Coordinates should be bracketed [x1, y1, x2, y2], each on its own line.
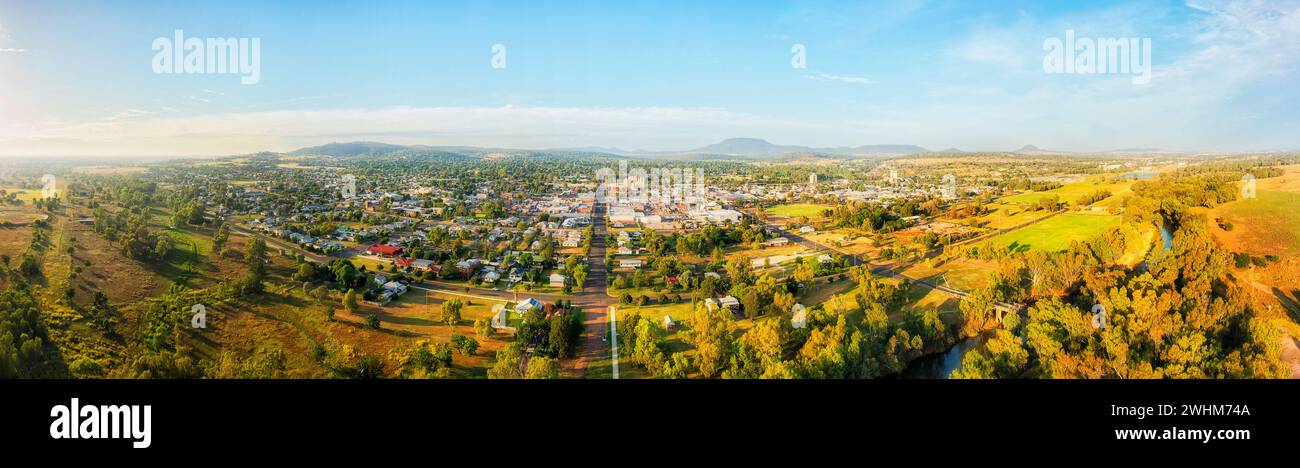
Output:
[1, 0, 1299, 157]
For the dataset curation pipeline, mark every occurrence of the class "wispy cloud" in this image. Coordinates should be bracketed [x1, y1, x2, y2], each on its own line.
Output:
[103, 109, 156, 121]
[803, 71, 873, 85]
[0, 106, 821, 156]
[0, 48, 24, 53]
[246, 94, 346, 109]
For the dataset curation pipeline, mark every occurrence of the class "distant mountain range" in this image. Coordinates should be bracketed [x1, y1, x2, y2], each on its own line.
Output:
[684, 138, 930, 157]
[1010, 144, 1174, 155]
[285, 139, 1179, 160]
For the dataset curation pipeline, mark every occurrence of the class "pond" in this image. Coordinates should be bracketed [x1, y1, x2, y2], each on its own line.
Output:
[1121, 172, 1158, 180]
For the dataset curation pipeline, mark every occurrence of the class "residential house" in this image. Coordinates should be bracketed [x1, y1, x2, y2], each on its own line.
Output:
[367, 244, 404, 257]
[382, 281, 408, 297]
[515, 298, 544, 313]
[764, 237, 790, 247]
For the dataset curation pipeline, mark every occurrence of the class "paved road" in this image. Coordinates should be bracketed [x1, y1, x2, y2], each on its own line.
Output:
[565, 202, 614, 378]
[767, 225, 973, 301]
[229, 224, 335, 264]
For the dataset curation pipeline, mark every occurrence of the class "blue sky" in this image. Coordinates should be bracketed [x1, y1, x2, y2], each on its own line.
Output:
[1, 0, 1298, 156]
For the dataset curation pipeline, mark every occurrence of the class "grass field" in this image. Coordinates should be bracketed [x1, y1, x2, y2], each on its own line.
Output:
[1000, 178, 1134, 206]
[3, 187, 64, 203]
[800, 277, 856, 304]
[989, 213, 1121, 252]
[766, 203, 831, 218]
[1212, 190, 1300, 256]
[901, 258, 995, 292]
[957, 202, 1054, 230]
[903, 286, 962, 325]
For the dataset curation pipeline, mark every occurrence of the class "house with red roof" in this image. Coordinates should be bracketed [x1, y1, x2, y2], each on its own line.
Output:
[367, 245, 404, 257]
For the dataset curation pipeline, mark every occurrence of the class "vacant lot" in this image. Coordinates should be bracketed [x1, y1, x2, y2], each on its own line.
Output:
[766, 203, 831, 218]
[901, 258, 996, 292]
[954, 202, 1054, 230]
[1212, 190, 1300, 256]
[989, 213, 1121, 252]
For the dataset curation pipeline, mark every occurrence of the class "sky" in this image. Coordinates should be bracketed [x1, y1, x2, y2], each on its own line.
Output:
[1, 0, 1298, 156]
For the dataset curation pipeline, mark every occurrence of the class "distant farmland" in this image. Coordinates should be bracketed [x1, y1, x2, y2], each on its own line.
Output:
[1001, 178, 1135, 206]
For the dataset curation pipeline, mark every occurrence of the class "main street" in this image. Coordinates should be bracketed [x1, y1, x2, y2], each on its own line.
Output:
[565, 202, 614, 378]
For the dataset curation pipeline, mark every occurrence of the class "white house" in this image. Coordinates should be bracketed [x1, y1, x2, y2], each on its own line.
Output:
[619, 259, 643, 269]
[549, 273, 567, 288]
[799, 225, 816, 234]
[382, 281, 408, 297]
[718, 295, 740, 310]
[764, 237, 790, 247]
[663, 315, 676, 330]
[515, 297, 544, 313]
[481, 270, 501, 284]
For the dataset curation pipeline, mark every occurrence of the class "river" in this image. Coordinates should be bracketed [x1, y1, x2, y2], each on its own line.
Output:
[898, 222, 1174, 379]
[898, 332, 992, 379]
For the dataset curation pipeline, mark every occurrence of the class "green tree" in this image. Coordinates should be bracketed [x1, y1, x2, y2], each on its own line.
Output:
[441, 298, 463, 326]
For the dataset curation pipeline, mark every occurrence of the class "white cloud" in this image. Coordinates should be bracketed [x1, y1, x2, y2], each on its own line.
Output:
[0, 48, 24, 53]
